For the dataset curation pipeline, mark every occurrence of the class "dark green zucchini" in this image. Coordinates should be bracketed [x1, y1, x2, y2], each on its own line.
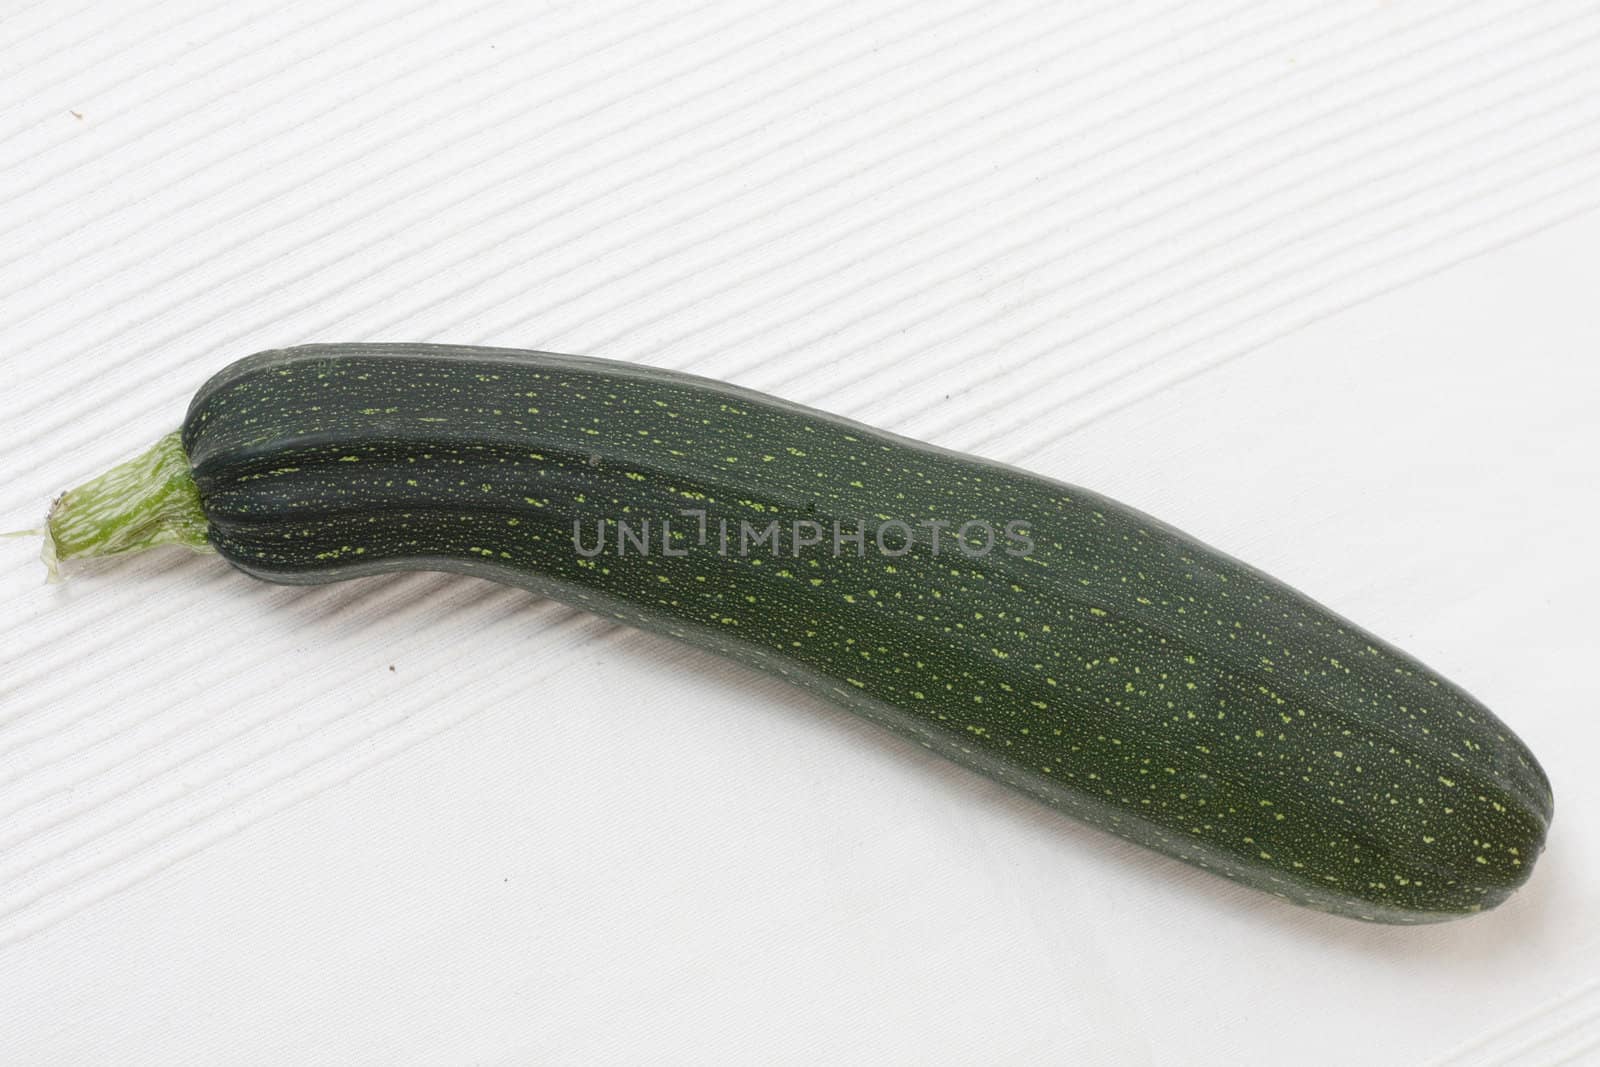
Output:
[44, 343, 1552, 923]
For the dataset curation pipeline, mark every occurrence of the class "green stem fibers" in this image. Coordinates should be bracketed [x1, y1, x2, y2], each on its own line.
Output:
[39, 431, 212, 580]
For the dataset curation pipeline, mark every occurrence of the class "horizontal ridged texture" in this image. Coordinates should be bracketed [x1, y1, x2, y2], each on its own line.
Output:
[2, 1, 1597, 1062]
[185, 344, 1550, 922]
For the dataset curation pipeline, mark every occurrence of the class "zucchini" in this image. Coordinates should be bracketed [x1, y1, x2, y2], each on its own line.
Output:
[44, 343, 1552, 923]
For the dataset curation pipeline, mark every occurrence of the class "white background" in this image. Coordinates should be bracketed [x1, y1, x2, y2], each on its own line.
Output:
[2, 2, 1597, 1063]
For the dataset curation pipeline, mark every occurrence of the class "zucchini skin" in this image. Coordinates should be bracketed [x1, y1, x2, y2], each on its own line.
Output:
[182, 343, 1551, 923]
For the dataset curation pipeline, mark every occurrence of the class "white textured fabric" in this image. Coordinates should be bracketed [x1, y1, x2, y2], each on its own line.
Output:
[2, 2, 1597, 1062]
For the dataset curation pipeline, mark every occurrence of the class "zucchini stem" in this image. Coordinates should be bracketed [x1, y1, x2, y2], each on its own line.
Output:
[42, 431, 213, 581]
